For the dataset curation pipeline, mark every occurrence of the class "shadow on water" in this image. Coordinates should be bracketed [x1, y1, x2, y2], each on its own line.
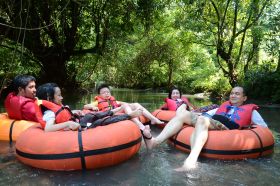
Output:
[0, 89, 280, 185]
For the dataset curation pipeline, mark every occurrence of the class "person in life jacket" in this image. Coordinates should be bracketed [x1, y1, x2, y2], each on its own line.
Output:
[94, 95, 120, 111]
[84, 84, 164, 148]
[160, 87, 196, 111]
[36, 83, 143, 132]
[147, 86, 268, 171]
[160, 86, 219, 113]
[4, 75, 38, 122]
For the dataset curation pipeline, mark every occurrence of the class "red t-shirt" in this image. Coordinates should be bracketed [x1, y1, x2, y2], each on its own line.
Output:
[4, 92, 38, 122]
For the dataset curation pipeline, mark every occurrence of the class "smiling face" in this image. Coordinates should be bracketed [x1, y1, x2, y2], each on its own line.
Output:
[53, 87, 63, 105]
[18, 81, 36, 99]
[229, 87, 247, 106]
[171, 89, 181, 100]
[99, 87, 111, 100]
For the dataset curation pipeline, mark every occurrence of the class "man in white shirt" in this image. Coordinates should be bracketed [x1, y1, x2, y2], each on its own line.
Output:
[148, 86, 267, 171]
[204, 105, 267, 128]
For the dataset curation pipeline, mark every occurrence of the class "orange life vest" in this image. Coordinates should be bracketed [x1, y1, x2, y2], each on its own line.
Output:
[95, 96, 120, 111]
[164, 97, 192, 111]
[35, 100, 73, 129]
[215, 101, 258, 128]
[4, 92, 37, 121]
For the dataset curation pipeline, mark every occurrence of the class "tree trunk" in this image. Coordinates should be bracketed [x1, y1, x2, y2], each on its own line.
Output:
[37, 53, 76, 88]
[167, 59, 173, 87]
[228, 73, 238, 87]
[252, 0, 260, 65]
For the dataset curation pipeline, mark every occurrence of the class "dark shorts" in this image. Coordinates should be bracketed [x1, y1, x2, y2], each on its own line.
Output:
[211, 114, 240, 130]
[79, 110, 131, 128]
[190, 113, 236, 130]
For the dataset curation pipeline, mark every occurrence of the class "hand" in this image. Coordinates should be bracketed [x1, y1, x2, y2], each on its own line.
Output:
[84, 104, 99, 111]
[91, 106, 99, 111]
[68, 121, 80, 131]
[72, 110, 84, 116]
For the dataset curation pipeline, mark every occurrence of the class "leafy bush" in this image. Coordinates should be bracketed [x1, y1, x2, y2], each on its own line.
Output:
[244, 63, 280, 103]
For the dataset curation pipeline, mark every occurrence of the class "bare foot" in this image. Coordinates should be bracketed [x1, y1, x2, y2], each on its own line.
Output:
[145, 138, 158, 150]
[129, 108, 143, 118]
[142, 125, 152, 139]
[174, 163, 196, 172]
[141, 125, 157, 150]
[174, 166, 187, 172]
[150, 118, 164, 125]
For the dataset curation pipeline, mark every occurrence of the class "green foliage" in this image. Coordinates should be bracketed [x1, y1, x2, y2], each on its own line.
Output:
[92, 7, 230, 95]
[67, 54, 100, 87]
[262, 1, 280, 59]
[1, 0, 279, 103]
[173, 0, 271, 86]
[244, 62, 280, 103]
[0, 42, 40, 96]
[173, 45, 231, 94]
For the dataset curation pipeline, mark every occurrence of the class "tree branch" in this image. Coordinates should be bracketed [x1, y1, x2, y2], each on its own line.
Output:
[220, 0, 231, 34]
[0, 43, 44, 68]
[73, 46, 98, 55]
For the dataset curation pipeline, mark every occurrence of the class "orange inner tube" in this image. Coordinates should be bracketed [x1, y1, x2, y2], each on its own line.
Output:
[152, 109, 274, 160]
[16, 120, 142, 171]
[0, 113, 36, 142]
[168, 125, 274, 160]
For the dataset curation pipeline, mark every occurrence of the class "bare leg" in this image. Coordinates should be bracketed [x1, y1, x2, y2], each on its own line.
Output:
[147, 104, 193, 149]
[176, 103, 188, 113]
[121, 103, 154, 149]
[129, 103, 164, 125]
[111, 104, 144, 119]
[122, 103, 145, 130]
[175, 116, 211, 171]
[111, 105, 125, 114]
[128, 108, 144, 118]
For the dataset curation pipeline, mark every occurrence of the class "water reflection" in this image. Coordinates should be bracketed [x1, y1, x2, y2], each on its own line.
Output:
[0, 89, 279, 185]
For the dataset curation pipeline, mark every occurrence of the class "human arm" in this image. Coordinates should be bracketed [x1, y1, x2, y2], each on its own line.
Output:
[72, 109, 84, 116]
[251, 110, 267, 127]
[83, 101, 99, 111]
[43, 110, 80, 132]
[44, 120, 80, 132]
[116, 100, 127, 105]
[183, 97, 197, 110]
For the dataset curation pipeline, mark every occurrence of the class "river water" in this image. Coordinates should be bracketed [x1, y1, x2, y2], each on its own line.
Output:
[0, 89, 279, 185]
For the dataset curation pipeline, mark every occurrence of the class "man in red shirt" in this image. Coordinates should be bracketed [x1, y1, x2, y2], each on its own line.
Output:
[4, 75, 37, 122]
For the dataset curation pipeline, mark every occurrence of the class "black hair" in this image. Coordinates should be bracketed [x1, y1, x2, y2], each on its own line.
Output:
[168, 86, 182, 99]
[97, 84, 110, 94]
[36, 83, 59, 102]
[233, 86, 247, 96]
[241, 87, 247, 96]
[12, 75, 36, 93]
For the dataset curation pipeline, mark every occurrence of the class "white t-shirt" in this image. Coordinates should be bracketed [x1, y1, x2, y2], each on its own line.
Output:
[205, 108, 267, 127]
[42, 110, 55, 123]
